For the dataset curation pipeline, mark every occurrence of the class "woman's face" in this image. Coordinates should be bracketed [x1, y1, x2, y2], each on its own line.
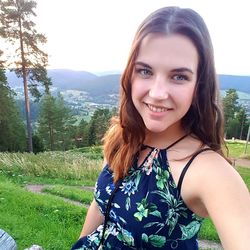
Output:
[131, 33, 199, 135]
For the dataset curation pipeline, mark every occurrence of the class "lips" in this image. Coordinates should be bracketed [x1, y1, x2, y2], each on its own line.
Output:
[146, 103, 171, 113]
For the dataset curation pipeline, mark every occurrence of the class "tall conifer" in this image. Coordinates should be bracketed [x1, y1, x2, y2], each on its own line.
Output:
[0, 0, 51, 152]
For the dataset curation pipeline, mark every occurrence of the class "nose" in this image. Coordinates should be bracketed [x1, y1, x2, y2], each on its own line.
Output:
[148, 76, 169, 100]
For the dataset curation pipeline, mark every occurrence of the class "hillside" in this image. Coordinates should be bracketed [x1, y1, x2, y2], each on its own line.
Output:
[7, 70, 250, 95]
[219, 75, 250, 93]
[7, 69, 98, 90]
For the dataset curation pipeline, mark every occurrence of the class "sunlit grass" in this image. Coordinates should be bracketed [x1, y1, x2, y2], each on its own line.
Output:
[0, 151, 102, 182]
[43, 185, 94, 204]
[0, 176, 85, 249]
[226, 140, 250, 159]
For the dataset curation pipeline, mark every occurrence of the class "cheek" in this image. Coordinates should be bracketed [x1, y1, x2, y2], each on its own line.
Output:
[175, 87, 195, 108]
[131, 81, 143, 100]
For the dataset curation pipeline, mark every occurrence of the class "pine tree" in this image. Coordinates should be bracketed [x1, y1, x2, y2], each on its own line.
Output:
[0, 0, 52, 152]
[222, 89, 239, 138]
[37, 93, 76, 151]
[76, 119, 89, 147]
[37, 94, 57, 150]
[88, 109, 112, 145]
[54, 93, 76, 150]
[222, 89, 250, 139]
[236, 106, 248, 140]
[0, 67, 26, 151]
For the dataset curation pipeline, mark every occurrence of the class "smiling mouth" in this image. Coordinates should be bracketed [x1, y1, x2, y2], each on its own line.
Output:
[146, 104, 171, 113]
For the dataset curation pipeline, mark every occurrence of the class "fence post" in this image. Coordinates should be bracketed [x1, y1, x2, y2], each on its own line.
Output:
[244, 124, 250, 154]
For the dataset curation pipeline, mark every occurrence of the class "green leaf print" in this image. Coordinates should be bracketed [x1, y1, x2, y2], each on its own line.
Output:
[142, 233, 149, 243]
[134, 197, 150, 221]
[134, 203, 149, 221]
[149, 210, 162, 218]
[144, 221, 164, 228]
[152, 190, 172, 205]
[167, 213, 179, 236]
[148, 235, 166, 247]
[125, 197, 131, 211]
[155, 168, 169, 190]
[117, 228, 135, 246]
[179, 221, 201, 240]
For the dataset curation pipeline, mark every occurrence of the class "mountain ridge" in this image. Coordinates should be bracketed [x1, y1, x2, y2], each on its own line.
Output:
[6, 69, 250, 95]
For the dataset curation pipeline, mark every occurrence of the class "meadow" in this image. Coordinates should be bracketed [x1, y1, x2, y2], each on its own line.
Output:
[0, 142, 249, 249]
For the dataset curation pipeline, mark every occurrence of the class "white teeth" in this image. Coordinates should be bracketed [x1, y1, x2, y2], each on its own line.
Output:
[147, 104, 168, 112]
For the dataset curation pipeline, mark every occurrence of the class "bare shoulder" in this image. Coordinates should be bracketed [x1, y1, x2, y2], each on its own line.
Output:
[192, 149, 244, 187]
[191, 149, 250, 249]
[190, 149, 248, 198]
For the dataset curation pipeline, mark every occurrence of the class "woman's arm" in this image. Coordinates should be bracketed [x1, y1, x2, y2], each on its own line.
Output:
[198, 154, 250, 250]
[79, 199, 104, 238]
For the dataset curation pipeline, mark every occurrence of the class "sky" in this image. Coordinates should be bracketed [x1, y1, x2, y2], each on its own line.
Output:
[30, 0, 250, 75]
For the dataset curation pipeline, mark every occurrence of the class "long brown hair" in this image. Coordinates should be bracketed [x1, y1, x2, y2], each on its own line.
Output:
[103, 6, 226, 183]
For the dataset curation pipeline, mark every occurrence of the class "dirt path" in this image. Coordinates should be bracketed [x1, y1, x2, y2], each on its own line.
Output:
[25, 184, 93, 207]
[234, 158, 250, 168]
[198, 240, 223, 250]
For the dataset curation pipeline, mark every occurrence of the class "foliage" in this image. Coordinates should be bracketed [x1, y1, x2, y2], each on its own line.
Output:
[16, 99, 40, 122]
[71, 145, 103, 160]
[222, 89, 249, 139]
[72, 108, 116, 148]
[0, 0, 51, 152]
[0, 68, 26, 151]
[0, 0, 51, 97]
[32, 134, 45, 154]
[88, 108, 114, 145]
[75, 118, 90, 147]
[0, 151, 102, 182]
[37, 93, 76, 151]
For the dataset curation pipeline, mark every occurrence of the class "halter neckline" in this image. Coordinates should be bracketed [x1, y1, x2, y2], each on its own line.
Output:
[142, 134, 189, 151]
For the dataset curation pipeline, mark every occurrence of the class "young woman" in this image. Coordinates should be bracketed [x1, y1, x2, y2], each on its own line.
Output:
[72, 6, 250, 250]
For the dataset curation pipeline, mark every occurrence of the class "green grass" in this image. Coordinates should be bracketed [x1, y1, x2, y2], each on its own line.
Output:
[0, 151, 102, 182]
[199, 218, 220, 242]
[237, 167, 250, 189]
[226, 140, 250, 159]
[0, 175, 86, 249]
[71, 145, 103, 160]
[0, 145, 249, 248]
[0, 169, 96, 186]
[43, 185, 94, 204]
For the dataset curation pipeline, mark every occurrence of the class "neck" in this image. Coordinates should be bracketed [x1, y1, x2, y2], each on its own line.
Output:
[144, 125, 187, 149]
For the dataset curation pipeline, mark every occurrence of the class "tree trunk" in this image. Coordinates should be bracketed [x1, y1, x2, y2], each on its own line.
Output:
[49, 120, 54, 151]
[18, 8, 33, 152]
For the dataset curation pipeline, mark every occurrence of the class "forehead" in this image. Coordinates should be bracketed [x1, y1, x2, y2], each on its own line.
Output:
[136, 33, 199, 72]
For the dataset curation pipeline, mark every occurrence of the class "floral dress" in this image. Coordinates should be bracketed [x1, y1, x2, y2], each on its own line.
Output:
[72, 146, 206, 250]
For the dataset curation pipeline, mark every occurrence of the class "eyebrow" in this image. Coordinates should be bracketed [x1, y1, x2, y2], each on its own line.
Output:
[134, 61, 194, 74]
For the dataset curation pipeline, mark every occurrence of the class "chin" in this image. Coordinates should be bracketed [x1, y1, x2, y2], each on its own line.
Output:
[145, 125, 169, 134]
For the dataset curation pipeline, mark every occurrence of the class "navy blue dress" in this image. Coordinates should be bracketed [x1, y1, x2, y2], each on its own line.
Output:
[72, 145, 207, 249]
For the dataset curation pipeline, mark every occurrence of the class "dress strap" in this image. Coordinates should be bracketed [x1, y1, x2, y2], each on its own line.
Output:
[166, 134, 189, 150]
[142, 134, 189, 150]
[177, 148, 213, 195]
[98, 179, 122, 248]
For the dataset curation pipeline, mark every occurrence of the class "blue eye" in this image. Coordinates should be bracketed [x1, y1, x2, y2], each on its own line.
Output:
[135, 68, 153, 78]
[172, 74, 189, 81]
